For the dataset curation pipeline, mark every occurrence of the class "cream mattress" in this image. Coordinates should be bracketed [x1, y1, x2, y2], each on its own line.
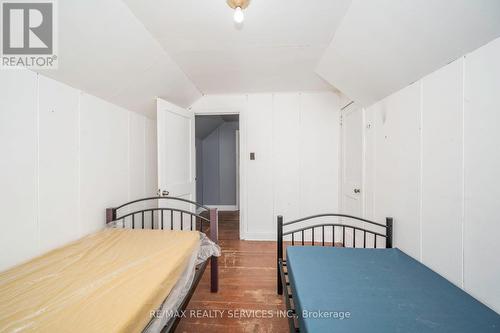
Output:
[0, 228, 200, 333]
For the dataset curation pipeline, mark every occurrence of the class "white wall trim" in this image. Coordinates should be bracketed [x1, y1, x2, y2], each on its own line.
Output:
[192, 107, 246, 240]
[243, 232, 275, 241]
[192, 108, 241, 115]
[205, 205, 238, 211]
[157, 98, 192, 117]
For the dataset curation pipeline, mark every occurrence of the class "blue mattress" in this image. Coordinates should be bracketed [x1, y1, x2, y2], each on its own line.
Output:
[286, 247, 500, 333]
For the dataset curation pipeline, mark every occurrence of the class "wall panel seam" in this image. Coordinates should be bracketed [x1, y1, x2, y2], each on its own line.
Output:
[77, 92, 82, 237]
[461, 56, 466, 289]
[298, 93, 303, 218]
[362, 108, 368, 219]
[244, 95, 249, 235]
[35, 73, 41, 254]
[419, 81, 424, 262]
[127, 113, 131, 201]
[271, 94, 276, 229]
[143, 117, 147, 197]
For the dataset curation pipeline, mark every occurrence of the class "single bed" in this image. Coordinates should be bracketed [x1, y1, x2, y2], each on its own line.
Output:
[0, 196, 219, 333]
[277, 214, 500, 332]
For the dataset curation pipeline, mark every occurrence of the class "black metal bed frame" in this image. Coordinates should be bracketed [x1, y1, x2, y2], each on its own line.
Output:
[277, 214, 393, 332]
[105, 196, 219, 333]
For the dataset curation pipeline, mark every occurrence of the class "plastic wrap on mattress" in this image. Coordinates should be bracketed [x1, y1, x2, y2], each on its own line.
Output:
[143, 233, 220, 333]
[0, 228, 202, 333]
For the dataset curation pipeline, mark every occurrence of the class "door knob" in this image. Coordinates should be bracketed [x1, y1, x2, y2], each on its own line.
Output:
[157, 189, 170, 197]
[353, 188, 361, 194]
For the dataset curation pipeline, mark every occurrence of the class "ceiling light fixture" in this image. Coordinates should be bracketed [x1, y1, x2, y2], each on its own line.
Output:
[227, 0, 250, 24]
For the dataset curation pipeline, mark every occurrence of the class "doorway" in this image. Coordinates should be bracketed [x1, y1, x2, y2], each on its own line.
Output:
[195, 115, 240, 213]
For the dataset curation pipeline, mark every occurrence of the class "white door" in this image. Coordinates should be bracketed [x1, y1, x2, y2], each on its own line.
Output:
[341, 106, 364, 218]
[235, 130, 240, 210]
[157, 98, 196, 228]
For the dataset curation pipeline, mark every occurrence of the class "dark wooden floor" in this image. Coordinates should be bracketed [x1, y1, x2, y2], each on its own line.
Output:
[176, 211, 289, 333]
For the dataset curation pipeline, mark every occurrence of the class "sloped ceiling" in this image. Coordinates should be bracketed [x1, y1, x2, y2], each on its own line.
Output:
[195, 116, 224, 140]
[316, 0, 500, 106]
[33, 0, 500, 116]
[195, 115, 239, 139]
[123, 0, 351, 94]
[36, 0, 201, 117]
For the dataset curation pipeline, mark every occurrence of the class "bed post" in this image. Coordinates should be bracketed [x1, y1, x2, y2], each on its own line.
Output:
[277, 215, 283, 295]
[209, 208, 219, 293]
[106, 208, 116, 224]
[386, 217, 393, 248]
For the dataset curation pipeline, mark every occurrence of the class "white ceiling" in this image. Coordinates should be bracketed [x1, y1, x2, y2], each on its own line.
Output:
[123, 0, 351, 94]
[37, 0, 201, 117]
[33, 0, 500, 116]
[316, 0, 500, 106]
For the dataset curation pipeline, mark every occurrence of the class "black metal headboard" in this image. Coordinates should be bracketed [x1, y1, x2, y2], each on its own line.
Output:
[105, 196, 218, 293]
[106, 196, 211, 232]
[277, 214, 393, 295]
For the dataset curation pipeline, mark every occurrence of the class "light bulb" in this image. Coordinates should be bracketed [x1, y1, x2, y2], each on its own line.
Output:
[234, 6, 244, 24]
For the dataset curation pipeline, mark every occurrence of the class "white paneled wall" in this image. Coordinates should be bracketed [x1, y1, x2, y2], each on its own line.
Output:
[38, 76, 80, 253]
[370, 82, 422, 259]
[129, 111, 147, 200]
[463, 39, 500, 312]
[145, 119, 158, 194]
[299, 93, 340, 217]
[246, 94, 275, 238]
[79, 93, 130, 234]
[191, 92, 340, 240]
[0, 71, 157, 271]
[272, 94, 301, 222]
[0, 70, 39, 267]
[355, 37, 500, 312]
[421, 59, 464, 287]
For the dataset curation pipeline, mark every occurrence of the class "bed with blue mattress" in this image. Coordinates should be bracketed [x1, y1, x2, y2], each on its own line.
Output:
[276, 214, 500, 332]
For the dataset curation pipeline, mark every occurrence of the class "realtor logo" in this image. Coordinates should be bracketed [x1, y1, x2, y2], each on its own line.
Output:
[1, 0, 57, 68]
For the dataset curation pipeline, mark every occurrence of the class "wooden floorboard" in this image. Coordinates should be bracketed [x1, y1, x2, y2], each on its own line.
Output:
[175, 211, 289, 333]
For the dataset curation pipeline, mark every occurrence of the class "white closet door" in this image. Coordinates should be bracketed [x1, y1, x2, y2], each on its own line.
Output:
[341, 106, 363, 218]
[341, 105, 364, 247]
[157, 98, 196, 228]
